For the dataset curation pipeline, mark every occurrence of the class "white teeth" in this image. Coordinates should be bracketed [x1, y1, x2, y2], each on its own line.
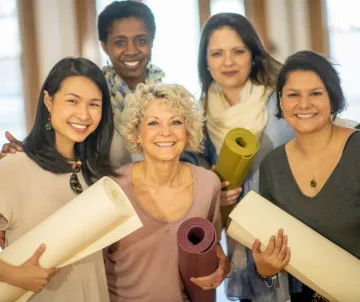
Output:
[296, 114, 315, 118]
[69, 123, 87, 129]
[124, 61, 140, 67]
[155, 142, 175, 147]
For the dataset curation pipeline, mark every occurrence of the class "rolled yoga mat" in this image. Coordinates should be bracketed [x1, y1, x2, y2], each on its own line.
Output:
[227, 190, 360, 302]
[214, 128, 259, 228]
[177, 217, 218, 302]
[0, 176, 143, 302]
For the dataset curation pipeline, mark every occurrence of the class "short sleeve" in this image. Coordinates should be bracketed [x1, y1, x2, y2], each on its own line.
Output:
[0, 201, 12, 231]
[0, 158, 17, 230]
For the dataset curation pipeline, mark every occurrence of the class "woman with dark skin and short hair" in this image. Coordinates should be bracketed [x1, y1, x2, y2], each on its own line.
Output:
[254, 50, 359, 302]
[1, 1, 164, 167]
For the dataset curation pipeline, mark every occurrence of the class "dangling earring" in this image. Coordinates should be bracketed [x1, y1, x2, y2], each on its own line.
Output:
[252, 61, 255, 67]
[46, 113, 53, 131]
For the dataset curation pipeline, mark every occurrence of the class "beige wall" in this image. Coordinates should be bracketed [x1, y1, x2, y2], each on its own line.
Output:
[34, 0, 80, 82]
[266, 0, 310, 62]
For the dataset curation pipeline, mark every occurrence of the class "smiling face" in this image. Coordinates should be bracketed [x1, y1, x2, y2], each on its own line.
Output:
[280, 70, 332, 133]
[207, 27, 252, 90]
[101, 17, 152, 86]
[137, 98, 188, 162]
[44, 76, 103, 156]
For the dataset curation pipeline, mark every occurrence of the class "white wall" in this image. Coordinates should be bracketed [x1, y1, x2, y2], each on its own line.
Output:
[34, 0, 79, 82]
[32, 0, 312, 81]
[265, 0, 310, 63]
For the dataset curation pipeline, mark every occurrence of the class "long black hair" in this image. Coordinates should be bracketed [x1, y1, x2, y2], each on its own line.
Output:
[23, 57, 117, 185]
[198, 13, 282, 106]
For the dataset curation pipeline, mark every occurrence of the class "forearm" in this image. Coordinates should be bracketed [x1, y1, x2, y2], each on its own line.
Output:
[216, 243, 227, 261]
[0, 260, 16, 284]
[216, 243, 231, 276]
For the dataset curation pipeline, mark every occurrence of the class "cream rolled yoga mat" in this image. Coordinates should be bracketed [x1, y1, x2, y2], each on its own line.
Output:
[0, 177, 143, 302]
[214, 128, 259, 228]
[226, 191, 360, 302]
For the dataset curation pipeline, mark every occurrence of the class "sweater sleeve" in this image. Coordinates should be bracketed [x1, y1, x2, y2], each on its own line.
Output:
[0, 155, 20, 231]
[259, 158, 275, 203]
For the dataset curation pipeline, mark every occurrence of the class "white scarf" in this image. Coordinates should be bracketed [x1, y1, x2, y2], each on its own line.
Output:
[206, 80, 273, 154]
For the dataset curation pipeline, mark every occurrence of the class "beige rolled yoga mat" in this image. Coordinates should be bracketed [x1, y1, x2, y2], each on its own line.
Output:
[0, 176, 143, 302]
[226, 190, 360, 302]
[214, 128, 259, 228]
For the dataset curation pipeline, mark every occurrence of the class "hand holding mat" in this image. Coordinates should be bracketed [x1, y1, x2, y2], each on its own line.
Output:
[0, 176, 143, 302]
[214, 128, 259, 227]
[227, 190, 360, 302]
[177, 217, 217, 302]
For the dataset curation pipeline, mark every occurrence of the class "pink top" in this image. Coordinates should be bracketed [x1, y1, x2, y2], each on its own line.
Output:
[105, 163, 221, 302]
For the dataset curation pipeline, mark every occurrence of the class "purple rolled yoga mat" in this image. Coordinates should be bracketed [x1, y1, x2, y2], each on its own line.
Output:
[177, 217, 218, 302]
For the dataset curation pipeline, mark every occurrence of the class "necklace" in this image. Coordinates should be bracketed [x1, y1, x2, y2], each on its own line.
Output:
[306, 126, 335, 189]
[69, 159, 83, 194]
[139, 162, 183, 220]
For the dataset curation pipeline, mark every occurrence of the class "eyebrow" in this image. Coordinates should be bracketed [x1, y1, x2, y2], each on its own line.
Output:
[208, 45, 246, 52]
[144, 115, 181, 120]
[112, 33, 149, 39]
[285, 87, 323, 92]
[65, 93, 102, 102]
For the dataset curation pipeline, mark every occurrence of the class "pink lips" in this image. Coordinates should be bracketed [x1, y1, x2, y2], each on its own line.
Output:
[222, 71, 239, 77]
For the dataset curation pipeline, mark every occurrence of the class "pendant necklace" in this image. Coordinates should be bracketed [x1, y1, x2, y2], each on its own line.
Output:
[310, 177, 317, 188]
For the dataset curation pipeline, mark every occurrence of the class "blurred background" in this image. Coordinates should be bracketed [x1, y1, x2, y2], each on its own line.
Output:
[0, 0, 359, 146]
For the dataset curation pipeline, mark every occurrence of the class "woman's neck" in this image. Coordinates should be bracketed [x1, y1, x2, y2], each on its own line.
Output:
[126, 75, 146, 90]
[55, 135, 75, 159]
[139, 158, 183, 188]
[116, 68, 146, 90]
[293, 123, 336, 157]
[221, 84, 246, 107]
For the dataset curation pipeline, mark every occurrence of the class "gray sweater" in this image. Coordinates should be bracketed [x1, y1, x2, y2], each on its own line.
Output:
[259, 131, 360, 259]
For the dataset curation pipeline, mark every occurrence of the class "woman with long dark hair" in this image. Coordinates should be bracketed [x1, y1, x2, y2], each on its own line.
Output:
[198, 13, 294, 301]
[0, 57, 116, 301]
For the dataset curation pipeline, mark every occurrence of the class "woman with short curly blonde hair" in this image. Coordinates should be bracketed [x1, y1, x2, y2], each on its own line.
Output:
[119, 83, 205, 153]
[105, 83, 231, 301]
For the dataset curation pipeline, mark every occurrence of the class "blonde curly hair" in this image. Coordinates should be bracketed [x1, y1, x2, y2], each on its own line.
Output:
[119, 83, 205, 153]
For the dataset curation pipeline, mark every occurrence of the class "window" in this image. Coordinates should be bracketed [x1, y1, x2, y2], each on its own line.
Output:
[326, 0, 360, 122]
[96, 0, 201, 97]
[211, 0, 245, 16]
[0, 0, 25, 146]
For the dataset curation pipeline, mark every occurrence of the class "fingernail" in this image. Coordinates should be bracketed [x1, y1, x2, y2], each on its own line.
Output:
[271, 235, 275, 240]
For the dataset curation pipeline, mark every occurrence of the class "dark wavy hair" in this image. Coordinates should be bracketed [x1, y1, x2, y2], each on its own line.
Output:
[98, 1, 156, 43]
[198, 13, 282, 106]
[22, 57, 117, 185]
[275, 50, 347, 119]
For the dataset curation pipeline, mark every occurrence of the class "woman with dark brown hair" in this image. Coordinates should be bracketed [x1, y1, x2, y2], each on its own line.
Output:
[197, 13, 294, 301]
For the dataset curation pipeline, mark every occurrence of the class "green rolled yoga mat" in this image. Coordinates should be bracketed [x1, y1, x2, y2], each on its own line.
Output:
[214, 128, 259, 228]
